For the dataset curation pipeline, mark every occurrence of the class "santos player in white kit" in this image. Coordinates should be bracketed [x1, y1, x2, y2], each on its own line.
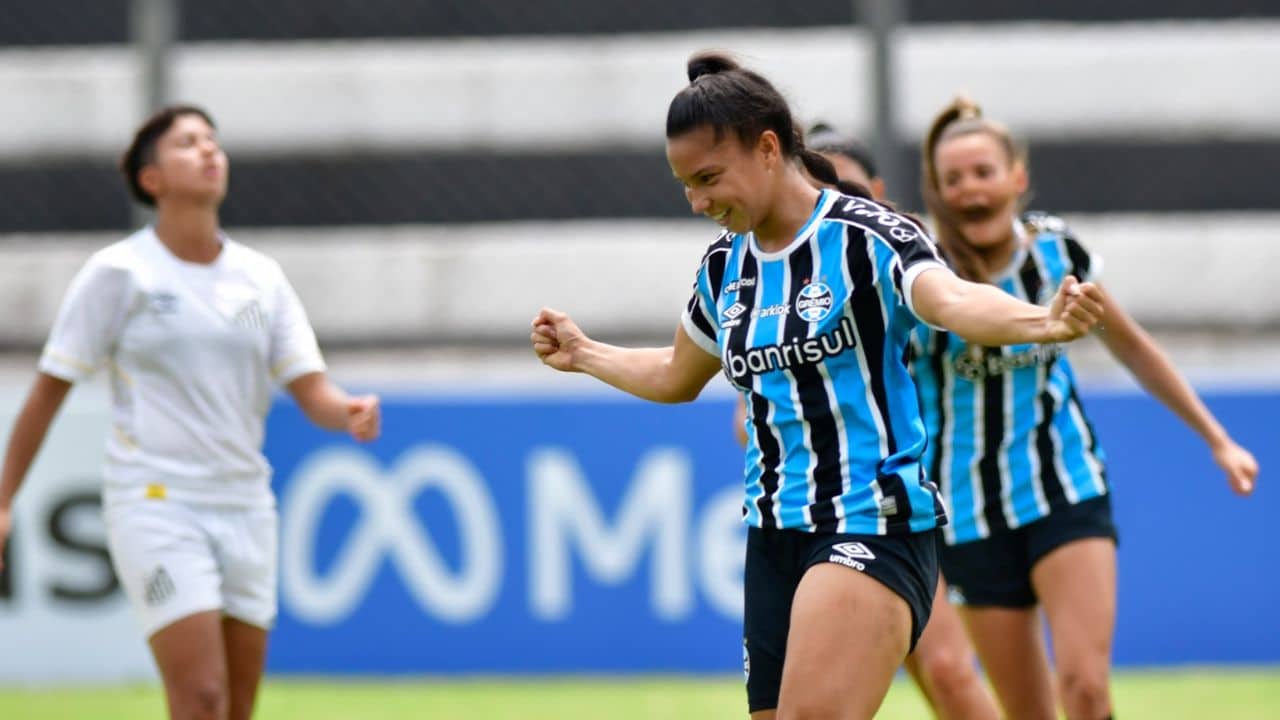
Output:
[0, 106, 381, 720]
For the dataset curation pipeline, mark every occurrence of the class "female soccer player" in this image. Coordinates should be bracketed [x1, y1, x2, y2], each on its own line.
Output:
[0, 106, 381, 720]
[913, 97, 1259, 720]
[532, 53, 1103, 719]
[733, 121, 998, 719]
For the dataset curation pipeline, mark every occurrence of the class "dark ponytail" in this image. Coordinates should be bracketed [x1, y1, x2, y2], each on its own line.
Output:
[666, 51, 798, 157]
[686, 52, 739, 82]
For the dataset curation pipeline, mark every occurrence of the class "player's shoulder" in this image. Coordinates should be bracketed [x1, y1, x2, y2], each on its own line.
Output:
[221, 236, 289, 279]
[696, 229, 735, 266]
[823, 193, 927, 238]
[77, 229, 155, 283]
[1023, 210, 1098, 277]
[1022, 211, 1078, 244]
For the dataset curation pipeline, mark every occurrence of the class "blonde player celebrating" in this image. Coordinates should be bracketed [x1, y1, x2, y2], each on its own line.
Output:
[0, 106, 380, 720]
[913, 98, 1258, 720]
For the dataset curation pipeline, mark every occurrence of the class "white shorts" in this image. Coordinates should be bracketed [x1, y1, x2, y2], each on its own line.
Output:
[105, 499, 278, 637]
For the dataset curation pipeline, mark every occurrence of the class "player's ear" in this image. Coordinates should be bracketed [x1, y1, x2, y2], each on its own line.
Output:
[756, 130, 782, 170]
[138, 164, 164, 200]
[1010, 159, 1029, 196]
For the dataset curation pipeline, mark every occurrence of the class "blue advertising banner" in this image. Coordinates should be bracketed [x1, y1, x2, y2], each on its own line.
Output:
[264, 390, 1278, 674]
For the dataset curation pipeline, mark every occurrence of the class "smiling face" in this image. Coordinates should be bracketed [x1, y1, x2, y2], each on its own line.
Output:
[138, 113, 229, 207]
[666, 124, 780, 234]
[933, 130, 1027, 250]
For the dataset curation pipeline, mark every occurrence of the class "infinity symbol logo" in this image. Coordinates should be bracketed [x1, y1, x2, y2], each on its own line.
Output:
[280, 445, 502, 625]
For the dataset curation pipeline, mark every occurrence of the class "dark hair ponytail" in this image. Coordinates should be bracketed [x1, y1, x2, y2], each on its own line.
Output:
[687, 52, 739, 82]
[666, 51, 798, 157]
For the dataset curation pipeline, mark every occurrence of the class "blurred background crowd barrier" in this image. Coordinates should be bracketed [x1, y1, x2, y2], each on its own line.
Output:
[0, 0, 1276, 684]
[2, 1, 1279, 345]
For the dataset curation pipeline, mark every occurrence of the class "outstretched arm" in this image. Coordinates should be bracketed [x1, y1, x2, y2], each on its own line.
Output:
[0, 373, 73, 569]
[287, 372, 381, 442]
[911, 267, 1104, 347]
[531, 308, 722, 403]
[1094, 286, 1257, 496]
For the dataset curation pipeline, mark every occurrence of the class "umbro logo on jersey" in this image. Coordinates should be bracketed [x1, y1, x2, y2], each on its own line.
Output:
[828, 541, 876, 571]
[233, 301, 268, 330]
[143, 566, 176, 606]
[720, 302, 747, 328]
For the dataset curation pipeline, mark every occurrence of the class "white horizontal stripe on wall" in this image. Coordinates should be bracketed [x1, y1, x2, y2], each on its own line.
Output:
[0, 212, 1275, 345]
[1, 20, 1278, 158]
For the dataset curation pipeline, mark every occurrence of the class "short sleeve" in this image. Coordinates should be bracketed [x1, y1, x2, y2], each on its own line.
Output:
[268, 264, 326, 384]
[38, 256, 133, 383]
[863, 210, 948, 326]
[1026, 213, 1103, 284]
[1062, 234, 1103, 284]
[679, 236, 732, 357]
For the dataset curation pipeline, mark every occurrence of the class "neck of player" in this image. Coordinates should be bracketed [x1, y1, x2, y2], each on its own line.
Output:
[754, 172, 822, 253]
[966, 215, 1020, 277]
[154, 202, 223, 265]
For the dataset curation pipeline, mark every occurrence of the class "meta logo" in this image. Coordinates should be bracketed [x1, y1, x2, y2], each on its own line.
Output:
[279, 444, 746, 626]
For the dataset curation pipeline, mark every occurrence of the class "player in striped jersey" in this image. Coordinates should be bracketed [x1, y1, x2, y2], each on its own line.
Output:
[0, 106, 381, 720]
[734, 122, 999, 720]
[913, 98, 1259, 720]
[533, 53, 1102, 719]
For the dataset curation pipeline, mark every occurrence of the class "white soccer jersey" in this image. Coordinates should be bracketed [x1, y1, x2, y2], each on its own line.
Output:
[39, 227, 325, 508]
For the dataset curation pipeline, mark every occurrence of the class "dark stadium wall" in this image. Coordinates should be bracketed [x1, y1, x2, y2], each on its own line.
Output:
[0, 141, 1276, 233]
[5, 0, 1280, 45]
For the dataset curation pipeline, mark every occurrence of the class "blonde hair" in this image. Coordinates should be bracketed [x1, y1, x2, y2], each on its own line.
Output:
[921, 97, 1027, 283]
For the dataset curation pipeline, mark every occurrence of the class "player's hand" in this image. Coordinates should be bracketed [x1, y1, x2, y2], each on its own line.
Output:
[346, 394, 381, 442]
[0, 506, 11, 572]
[531, 307, 586, 372]
[1212, 439, 1258, 496]
[1044, 276, 1105, 342]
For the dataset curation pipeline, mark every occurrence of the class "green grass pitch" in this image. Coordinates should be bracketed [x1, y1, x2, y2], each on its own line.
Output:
[1, 668, 1276, 719]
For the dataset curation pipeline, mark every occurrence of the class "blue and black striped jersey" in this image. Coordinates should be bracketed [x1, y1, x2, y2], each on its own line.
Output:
[911, 212, 1109, 545]
[683, 189, 949, 535]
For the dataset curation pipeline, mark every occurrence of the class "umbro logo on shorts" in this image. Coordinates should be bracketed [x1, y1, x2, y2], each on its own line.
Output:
[143, 566, 176, 607]
[828, 541, 876, 571]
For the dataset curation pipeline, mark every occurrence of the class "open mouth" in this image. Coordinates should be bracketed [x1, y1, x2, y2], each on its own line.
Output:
[957, 204, 997, 223]
[710, 209, 730, 225]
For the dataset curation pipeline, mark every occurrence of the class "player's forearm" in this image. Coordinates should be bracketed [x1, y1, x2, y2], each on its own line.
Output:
[1105, 326, 1230, 449]
[0, 375, 70, 508]
[288, 372, 352, 431]
[927, 280, 1053, 347]
[574, 341, 701, 403]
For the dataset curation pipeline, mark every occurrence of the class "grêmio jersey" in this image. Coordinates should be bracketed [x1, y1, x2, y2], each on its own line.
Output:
[910, 212, 1109, 545]
[683, 189, 949, 535]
